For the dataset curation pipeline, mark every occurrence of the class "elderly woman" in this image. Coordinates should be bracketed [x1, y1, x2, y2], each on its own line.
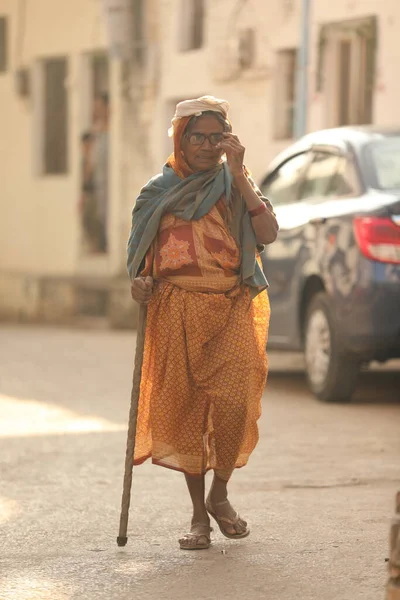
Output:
[127, 96, 278, 550]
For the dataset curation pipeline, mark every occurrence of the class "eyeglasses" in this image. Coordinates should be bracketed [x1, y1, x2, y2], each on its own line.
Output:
[186, 133, 224, 147]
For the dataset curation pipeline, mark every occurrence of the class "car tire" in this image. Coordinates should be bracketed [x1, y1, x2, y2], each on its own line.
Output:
[304, 292, 360, 402]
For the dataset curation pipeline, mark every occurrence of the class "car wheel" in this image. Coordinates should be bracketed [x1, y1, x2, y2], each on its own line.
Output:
[304, 292, 360, 402]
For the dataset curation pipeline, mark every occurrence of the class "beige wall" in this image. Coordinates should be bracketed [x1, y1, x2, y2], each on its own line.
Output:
[150, 0, 297, 183]
[149, 0, 400, 186]
[0, 0, 123, 279]
[308, 0, 400, 132]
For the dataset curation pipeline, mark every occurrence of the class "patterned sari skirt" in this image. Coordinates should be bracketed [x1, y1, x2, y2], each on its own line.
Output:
[133, 281, 270, 481]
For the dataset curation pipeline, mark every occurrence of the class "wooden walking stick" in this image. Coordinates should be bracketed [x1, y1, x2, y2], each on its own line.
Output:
[117, 303, 147, 547]
[386, 492, 400, 600]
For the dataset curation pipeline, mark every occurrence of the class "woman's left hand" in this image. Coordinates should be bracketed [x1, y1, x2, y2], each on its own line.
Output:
[217, 133, 245, 178]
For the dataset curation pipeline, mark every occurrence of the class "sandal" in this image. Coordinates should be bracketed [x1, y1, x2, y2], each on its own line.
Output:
[206, 499, 250, 540]
[179, 525, 213, 550]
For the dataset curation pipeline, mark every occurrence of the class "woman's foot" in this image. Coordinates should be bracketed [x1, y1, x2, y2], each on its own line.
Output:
[179, 521, 213, 550]
[180, 473, 213, 548]
[206, 496, 249, 539]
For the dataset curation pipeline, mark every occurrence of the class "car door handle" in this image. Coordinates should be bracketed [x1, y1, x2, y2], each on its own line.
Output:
[310, 217, 327, 225]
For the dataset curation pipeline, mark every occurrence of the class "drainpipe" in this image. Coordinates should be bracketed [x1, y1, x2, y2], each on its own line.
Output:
[294, 0, 311, 139]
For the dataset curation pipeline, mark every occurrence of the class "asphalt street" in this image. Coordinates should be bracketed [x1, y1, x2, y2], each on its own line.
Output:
[0, 325, 399, 600]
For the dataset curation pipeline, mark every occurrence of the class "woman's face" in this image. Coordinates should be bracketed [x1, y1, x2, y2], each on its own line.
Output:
[181, 115, 225, 172]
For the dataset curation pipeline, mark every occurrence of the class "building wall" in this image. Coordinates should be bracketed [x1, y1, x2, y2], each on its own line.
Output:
[149, 0, 301, 183]
[0, 0, 123, 279]
[1, 0, 400, 324]
[148, 0, 400, 187]
[308, 0, 400, 132]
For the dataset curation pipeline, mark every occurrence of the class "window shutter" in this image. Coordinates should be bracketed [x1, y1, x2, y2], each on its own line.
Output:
[0, 17, 7, 73]
[44, 59, 68, 174]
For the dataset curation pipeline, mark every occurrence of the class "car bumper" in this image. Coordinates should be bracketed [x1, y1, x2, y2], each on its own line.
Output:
[334, 260, 400, 360]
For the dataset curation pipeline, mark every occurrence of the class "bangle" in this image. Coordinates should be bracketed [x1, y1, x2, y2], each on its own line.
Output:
[248, 203, 267, 218]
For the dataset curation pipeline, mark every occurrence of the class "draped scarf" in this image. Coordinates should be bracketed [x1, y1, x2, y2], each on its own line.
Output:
[126, 161, 268, 298]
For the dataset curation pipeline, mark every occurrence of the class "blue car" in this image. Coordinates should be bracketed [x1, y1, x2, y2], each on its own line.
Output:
[259, 126, 400, 402]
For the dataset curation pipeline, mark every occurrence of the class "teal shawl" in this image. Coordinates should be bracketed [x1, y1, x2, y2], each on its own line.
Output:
[127, 162, 268, 298]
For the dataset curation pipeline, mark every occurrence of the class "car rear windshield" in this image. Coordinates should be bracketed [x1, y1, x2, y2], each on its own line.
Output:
[366, 137, 400, 189]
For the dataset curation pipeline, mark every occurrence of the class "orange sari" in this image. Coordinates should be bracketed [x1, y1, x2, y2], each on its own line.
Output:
[133, 195, 270, 481]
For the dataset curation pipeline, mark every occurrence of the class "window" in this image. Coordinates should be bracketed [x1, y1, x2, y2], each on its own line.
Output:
[282, 0, 294, 16]
[131, 0, 145, 65]
[92, 54, 109, 98]
[238, 29, 256, 70]
[43, 58, 68, 174]
[79, 53, 110, 254]
[366, 137, 400, 189]
[318, 18, 376, 126]
[299, 151, 357, 200]
[0, 17, 7, 72]
[338, 40, 352, 125]
[330, 155, 359, 196]
[299, 152, 341, 199]
[260, 153, 310, 205]
[274, 49, 297, 139]
[336, 33, 373, 125]
[179, 0, 205, 51]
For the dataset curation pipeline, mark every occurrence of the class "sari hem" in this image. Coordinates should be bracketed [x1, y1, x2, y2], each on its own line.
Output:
[133, 453, 249, 480]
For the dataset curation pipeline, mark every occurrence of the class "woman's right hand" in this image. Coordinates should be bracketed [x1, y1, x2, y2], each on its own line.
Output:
[130, 276, 154, 304]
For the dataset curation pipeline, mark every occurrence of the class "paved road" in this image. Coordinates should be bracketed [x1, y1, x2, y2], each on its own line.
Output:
[0, 325, 399, 600]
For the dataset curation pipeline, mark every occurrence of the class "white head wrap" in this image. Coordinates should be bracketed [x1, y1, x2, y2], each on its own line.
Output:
[168, 95, 230, 137]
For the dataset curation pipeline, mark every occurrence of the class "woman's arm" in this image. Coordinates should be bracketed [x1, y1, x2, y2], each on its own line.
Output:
[217, 133, 278, 245]
[233, 172, 278, 245]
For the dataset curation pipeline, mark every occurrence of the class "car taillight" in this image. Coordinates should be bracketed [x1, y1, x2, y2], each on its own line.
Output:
[353, 216, 400, 264]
